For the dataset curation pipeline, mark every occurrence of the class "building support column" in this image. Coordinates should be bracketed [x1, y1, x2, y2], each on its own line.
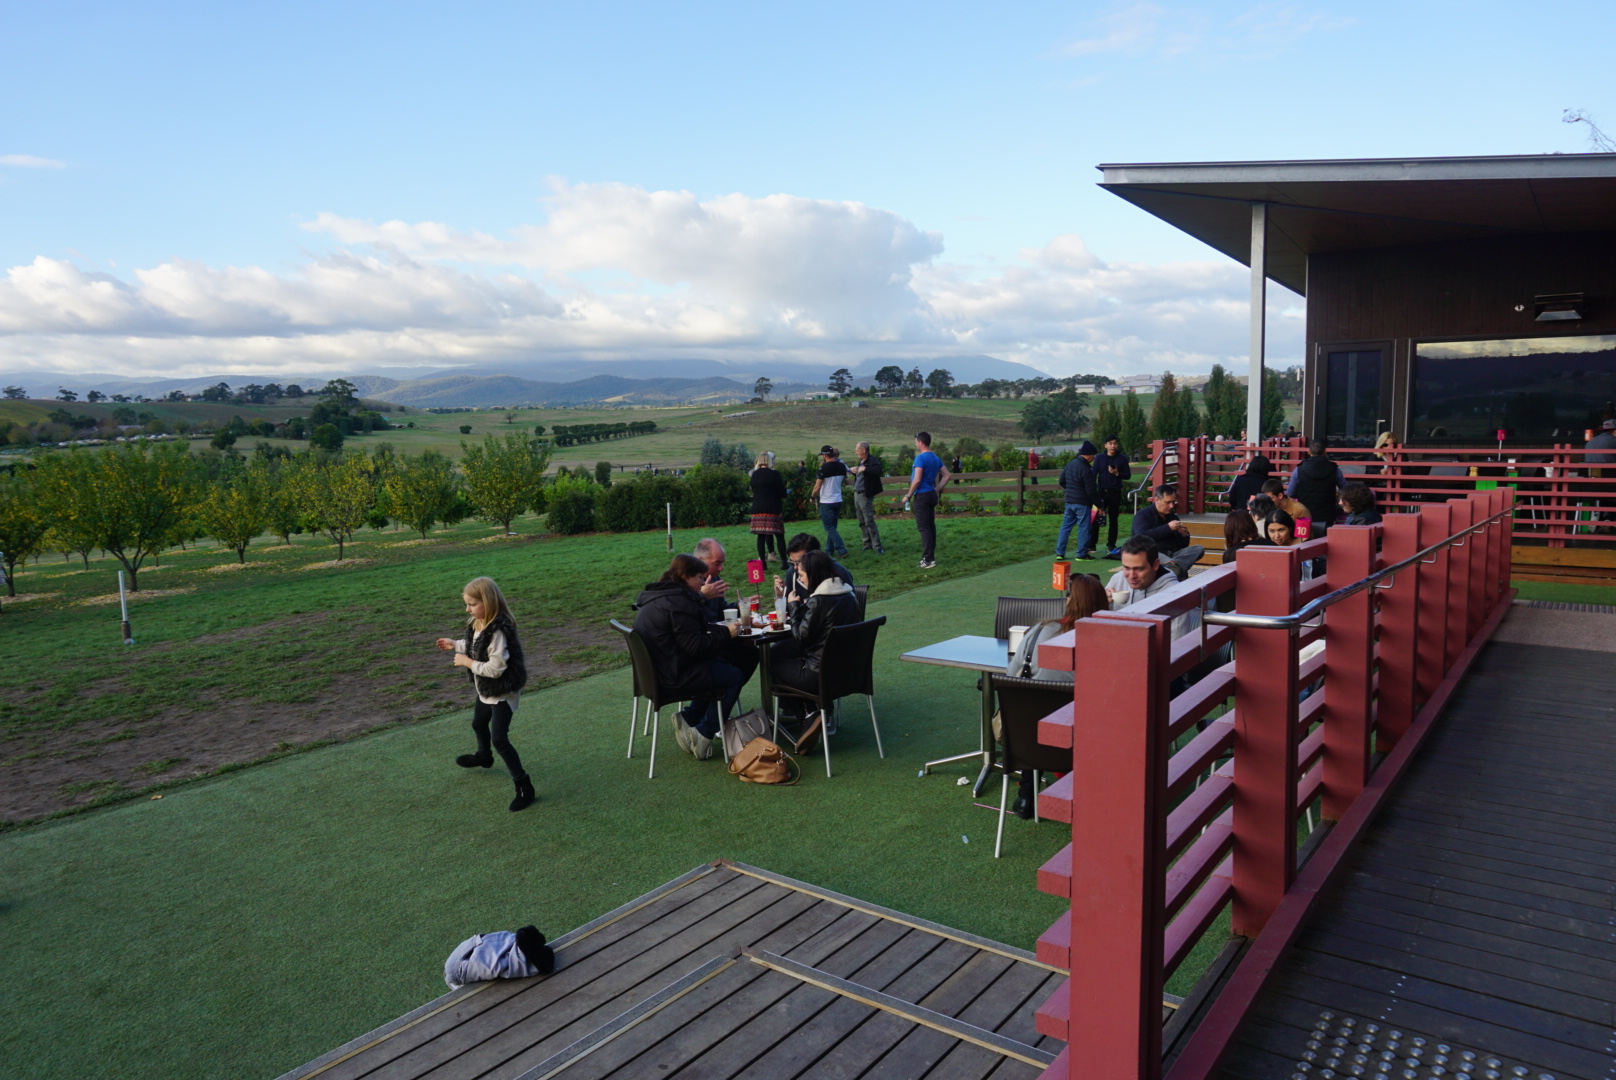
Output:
[1247, 202, 1267, 442]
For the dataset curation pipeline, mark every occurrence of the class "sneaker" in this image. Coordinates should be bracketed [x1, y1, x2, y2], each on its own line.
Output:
[691, 729, 715, 760]
[456, 752, 493, 769]
[671, 713, 696, 756]
[918, 559, 936, 569]
[875, 547, 885, 554]
[1104, 548, 1121, 559]
[1054, 552, 1066, 560]
[1075, 551, 1094, 560]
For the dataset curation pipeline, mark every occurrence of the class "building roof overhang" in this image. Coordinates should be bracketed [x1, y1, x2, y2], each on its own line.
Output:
[1098, 153, 1616, 295]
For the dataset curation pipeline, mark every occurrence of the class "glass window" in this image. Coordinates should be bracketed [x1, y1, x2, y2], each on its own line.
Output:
[1411, 334, 1616, 445]
[1324, 349, 1384, 445]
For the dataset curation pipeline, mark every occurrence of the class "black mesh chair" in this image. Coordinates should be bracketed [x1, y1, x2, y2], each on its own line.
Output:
[852, 585, 870, 620]
[994, 596, 1066, 639]
[987, 673, 1076, 857]
[610, 620, 652, 755]
[768, 616, 886, 778]
[620, 625, 689, 779]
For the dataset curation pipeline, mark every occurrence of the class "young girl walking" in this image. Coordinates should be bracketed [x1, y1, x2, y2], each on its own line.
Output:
[435, 576, 534, 812]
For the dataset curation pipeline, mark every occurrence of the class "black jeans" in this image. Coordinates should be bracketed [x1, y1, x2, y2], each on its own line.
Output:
[755, 532, 782, 561]
[913, 490, 939, 561]
[472, 700, 526, 779]
[1098, 489, 1122, 550]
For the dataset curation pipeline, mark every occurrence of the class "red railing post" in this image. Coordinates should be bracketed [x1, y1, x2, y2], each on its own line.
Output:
[1497, 486, 1516, 599]
[1176, 438, 1192, 507]
[1444, 498, 1474, 665]
[1321, 526, 1376, 820]
[1065, 615, 1169, 1080]
[1550, 444, 1569, 548]
[1415, 502, 1452, 701]
[1231, 545, 1300, 936]
[1194, 436, 1208, 515]
[1466, 494, 1491, 637]
[1376, 513, 1423, 749]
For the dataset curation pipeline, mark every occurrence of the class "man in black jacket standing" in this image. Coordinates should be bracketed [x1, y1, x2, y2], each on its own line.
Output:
[1094, 435, 1130, 557]
[1056, 440, 1101, 560]
[1131, 483, 1206, 579]
[849, 440, 885, 553]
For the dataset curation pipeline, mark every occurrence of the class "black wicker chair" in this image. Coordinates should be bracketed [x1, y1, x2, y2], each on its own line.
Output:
[768, 616, 886, 778]
[987, 672, 1076, 857]
[852, 585, 870, 620]
[620, 624, 698, 779]
[610, 619, 653, 755]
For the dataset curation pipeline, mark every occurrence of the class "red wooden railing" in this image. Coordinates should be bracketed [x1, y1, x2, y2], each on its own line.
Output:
[1150, 436, 1615, 550]
[1027, 487, 1518, 1080]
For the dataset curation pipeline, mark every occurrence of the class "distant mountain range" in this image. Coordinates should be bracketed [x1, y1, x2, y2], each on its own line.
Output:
[0, 354, 1057, 408]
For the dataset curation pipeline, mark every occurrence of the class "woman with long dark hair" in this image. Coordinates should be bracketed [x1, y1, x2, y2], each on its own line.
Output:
[1221, 511, 1261, 563]
[632, 553, 746, 760]
[769, 549, 862, 751]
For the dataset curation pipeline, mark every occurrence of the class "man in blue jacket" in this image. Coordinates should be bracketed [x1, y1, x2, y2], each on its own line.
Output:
[1055, 440, 1101, 560]
[1094, 435, 1131, 557]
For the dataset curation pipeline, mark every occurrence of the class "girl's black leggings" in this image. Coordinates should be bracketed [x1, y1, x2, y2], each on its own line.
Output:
[756, 532, 782, 560]
[472, 700, 526, 779]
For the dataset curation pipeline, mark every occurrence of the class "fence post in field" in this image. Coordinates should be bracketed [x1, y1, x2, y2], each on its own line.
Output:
[1376, 513, 1423, 749]
[1065, 614, 1169, 1080]
[1444, 498, 1474, 670]
[1415, 502, 1452, 705]
[1322, 526, 1375, 819]
[1018, 466, 1026, 514]
[1231, 545, 1301, 935]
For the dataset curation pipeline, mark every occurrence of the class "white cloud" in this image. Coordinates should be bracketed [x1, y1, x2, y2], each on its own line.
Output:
[0, 183, 1301, 380]
[1059, 1, 1351, 62]
[0, 154, 66, 168]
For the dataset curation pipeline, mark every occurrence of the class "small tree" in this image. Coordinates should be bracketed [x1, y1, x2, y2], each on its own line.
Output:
[321, 378, 359, 405]
[201, 460, 270, 562]
[874, 365, 904, 394]
[458, 424, 473, 435]
[594, 460, 613, 487]
[0, 469, 48, 596]
[1093, 396, 1123, 445]
[2, 386, 26, 400]
[57, 387, 78, 402]
[903, 367, 925, 397]
[34, 451, 101, 568]
[75, 442, 197, 590]
[1261, 369, 1287, 438]
[384, 450, 460, 539]
[828, 368, 852, 396]
[459, 432, 551, 533]
[309, 423, 344, 450]
[293, 452, 376, 560]
[925, 368, 955, 399]
[1118, 391, 1150, 459]
[754, 377, 773, 400]
[263, 460, 303, 543]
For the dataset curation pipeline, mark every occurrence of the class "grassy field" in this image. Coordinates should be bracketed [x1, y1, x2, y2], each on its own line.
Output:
[0, 505, 1094, 824]
[0, 553, 1238, 1080]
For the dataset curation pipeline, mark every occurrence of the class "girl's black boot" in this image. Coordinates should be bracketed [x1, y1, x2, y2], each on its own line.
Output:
[456, 752, 493, 768]
[509, 774, 535, 812]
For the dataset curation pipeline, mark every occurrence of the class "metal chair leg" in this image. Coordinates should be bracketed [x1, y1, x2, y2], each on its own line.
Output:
[627, 697, 639, 758]
[867, 696, 884, 758]
[1033, 770, 1040, 822]
[641, 701, 651, 737]
[994, 773, 1010, 858]
[821, 707, 832, 778]
[648, 707, 659, 779]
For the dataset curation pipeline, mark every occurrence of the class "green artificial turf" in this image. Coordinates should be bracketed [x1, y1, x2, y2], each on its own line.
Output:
[0, 553, 1166, 1080]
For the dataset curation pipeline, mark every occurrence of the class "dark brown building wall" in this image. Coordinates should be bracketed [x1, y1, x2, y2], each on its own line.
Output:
[1302, 232, 1616, 436]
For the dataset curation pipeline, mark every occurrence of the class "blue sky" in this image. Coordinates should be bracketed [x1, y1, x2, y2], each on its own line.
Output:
[2, 0, 1613, 380]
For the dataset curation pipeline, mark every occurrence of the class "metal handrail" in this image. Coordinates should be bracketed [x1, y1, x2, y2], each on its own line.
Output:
[1201, 506, 1513, 632]
[1127, 444, 1172, 514]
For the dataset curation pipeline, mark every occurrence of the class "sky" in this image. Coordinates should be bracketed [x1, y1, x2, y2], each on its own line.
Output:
[2, 0, 1614, 383]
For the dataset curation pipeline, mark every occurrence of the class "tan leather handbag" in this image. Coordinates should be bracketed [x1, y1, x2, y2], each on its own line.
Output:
[728, 737, 800, 785]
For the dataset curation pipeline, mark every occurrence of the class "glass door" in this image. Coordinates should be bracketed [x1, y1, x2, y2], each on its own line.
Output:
[1323, 347, 1389, 446]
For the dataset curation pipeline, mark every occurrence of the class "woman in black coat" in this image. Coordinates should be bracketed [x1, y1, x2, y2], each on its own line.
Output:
[1225, 454, 1273, 514]
[632, 553, 745, 758]
[749, 453, 788, 564]
[770, 550, 863, 748]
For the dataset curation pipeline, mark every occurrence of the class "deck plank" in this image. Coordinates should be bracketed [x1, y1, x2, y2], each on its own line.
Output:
[1223, 637, 1616, 1080]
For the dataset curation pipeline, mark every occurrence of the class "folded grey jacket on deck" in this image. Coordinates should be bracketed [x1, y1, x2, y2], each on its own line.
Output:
[444, 931, 542, 988]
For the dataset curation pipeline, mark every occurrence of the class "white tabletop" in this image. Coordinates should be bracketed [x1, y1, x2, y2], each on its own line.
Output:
[899, 635, 1011, 673]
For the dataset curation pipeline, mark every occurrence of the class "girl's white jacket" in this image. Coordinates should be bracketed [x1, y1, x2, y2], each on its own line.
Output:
[443, 931, 542, 988]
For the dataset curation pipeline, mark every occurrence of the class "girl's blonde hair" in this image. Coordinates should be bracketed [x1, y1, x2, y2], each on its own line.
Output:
[463, 576, 511, 629]
[753, 451, 775, 470]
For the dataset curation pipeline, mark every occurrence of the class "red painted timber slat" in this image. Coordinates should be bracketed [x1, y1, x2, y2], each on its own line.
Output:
[1037, 1045, 1071, 1080]
[1035, 976, 1070, 1040]
[1415, 502, 1451, 706]
[1164, 814, 1233, 920]
[1376, 512, 1423, 748]
[1039, 702, 1074, 749]
[1038, 771, 1073, 824]
[1037, 911, 1071, 968]
[1164, 863, 1233, 975]
[1166, 719, 1235, 799]
[1166, 766, 1233, 860]
[1038, 844, 1072, 898]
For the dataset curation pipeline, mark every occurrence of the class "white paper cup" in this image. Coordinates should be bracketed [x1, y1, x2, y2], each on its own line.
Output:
[1007, 625, 1029, 660]
[723, 608, 739, 624]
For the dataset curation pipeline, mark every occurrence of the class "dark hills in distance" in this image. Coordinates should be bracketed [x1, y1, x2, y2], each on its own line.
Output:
[1, 354, 1053, 408]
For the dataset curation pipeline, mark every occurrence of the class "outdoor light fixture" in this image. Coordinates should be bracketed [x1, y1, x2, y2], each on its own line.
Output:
[1533, 292, 1584, 321]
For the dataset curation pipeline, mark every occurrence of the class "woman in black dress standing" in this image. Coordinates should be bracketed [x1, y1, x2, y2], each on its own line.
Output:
[749, 452, 787, 565]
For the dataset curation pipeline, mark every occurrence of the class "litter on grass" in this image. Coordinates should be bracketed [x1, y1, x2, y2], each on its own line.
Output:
[955, 776, 970, 786]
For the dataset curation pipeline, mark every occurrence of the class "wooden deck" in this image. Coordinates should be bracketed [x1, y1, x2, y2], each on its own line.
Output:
[278, 861, 1066, 1080]
[1215, 606, 1616, 1080]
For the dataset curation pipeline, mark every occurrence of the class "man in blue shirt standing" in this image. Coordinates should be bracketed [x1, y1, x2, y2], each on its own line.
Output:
[810, 445, 851, 558]
[902, 431, 950, 569]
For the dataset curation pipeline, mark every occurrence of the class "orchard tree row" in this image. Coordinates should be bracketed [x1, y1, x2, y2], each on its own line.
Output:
[0, 433, 552, 595]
